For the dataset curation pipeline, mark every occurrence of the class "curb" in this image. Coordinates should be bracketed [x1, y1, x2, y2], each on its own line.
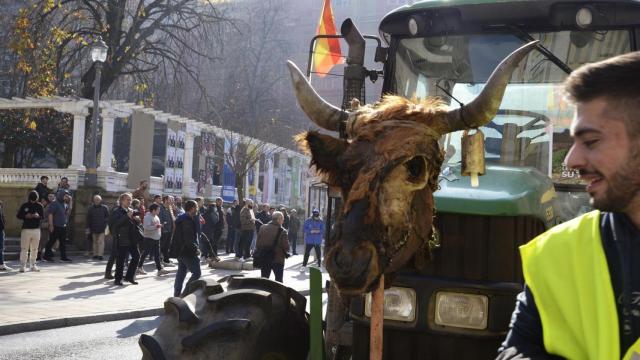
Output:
[0, 307, 164, 337]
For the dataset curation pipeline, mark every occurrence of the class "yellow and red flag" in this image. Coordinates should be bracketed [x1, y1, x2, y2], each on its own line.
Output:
[312, 0, 343, 77]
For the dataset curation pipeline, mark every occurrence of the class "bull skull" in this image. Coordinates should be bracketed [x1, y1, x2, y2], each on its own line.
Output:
[289, 41, 538, 296]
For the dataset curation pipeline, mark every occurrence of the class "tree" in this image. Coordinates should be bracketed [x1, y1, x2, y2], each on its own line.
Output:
[26, 0, 231, 100]
[222, 129, 283, 203]
[203, 0, 302, 147]
[0, 6, 73, 167]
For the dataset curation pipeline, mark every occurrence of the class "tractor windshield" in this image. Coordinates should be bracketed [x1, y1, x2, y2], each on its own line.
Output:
[391, 29, 631, 218]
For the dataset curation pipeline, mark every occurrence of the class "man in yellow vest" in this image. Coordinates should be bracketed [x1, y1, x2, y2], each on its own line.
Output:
[498, 52, 640, 360]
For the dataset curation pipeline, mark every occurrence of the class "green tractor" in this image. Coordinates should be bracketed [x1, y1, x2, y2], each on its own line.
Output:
[317, 1, 640, 359]
[139, 1, 640, 359]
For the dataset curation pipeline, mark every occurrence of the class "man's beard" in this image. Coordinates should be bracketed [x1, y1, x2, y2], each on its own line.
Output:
[590, 145, 640, 212]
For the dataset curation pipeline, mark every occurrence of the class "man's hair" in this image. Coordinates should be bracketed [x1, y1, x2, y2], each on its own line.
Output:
[132, 199, 140, 207]
[162, 195, 170, 203]
[272, 211, 284, 222]
[149, 203, 160, 212]
[195, 197, 203, 202]
[154, 194, 162, 201]
[28, 190, 39, 202]
[61, 177, 68, 181]
[184, 200, 197, 212]
[564, 51, 640, 137]
[119, 192, 132, 203]
[40, 176, 49, 181]
[93, 195, 102, 202]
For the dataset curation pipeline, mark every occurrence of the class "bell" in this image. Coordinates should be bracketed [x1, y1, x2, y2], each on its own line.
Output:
[461, 129, 485, 187]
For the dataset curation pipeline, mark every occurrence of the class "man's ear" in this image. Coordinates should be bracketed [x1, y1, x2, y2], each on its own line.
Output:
[295, 131, 347, 183]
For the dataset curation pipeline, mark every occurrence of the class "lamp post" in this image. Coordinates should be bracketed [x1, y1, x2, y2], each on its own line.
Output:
[86, 36, 108, 187]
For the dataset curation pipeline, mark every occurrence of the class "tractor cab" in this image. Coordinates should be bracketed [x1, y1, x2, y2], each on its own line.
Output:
[318, 1, 640, 359]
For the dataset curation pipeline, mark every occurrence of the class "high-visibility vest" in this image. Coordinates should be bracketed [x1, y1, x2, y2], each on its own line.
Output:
[520, 210, 640, 360]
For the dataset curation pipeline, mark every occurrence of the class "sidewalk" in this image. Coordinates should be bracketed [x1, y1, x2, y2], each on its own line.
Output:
[0, 249, 327, 335]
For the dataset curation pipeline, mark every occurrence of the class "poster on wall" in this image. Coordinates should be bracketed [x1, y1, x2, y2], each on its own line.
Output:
[175, 170, 183, 190]
[176, 148, 184, 169]
[167, 129, 177, 148]
[166, 147, 176, 169]
[165, 168, 174, 189]
[197, 170, 206, 195]
[177, 130, 186, 149]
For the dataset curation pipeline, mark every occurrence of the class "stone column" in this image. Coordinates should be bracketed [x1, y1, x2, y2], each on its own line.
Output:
[98, 115, 115, 172]
[68, 111, 88, 170]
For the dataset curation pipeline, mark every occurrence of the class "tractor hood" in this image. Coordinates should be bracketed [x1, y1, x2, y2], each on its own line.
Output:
[434, 164, 557, 225]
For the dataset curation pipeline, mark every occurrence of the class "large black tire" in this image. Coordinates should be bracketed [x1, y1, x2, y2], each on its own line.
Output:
[139, 277, 310, 360]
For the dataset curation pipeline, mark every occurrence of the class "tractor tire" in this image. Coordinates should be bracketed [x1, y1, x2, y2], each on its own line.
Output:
[139, 277, 309, 360]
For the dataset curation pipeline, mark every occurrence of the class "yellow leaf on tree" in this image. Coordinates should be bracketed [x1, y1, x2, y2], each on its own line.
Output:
[28, 121, 37, 130]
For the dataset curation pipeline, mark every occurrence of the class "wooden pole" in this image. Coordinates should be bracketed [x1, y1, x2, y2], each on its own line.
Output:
[370, 274, 384, 360]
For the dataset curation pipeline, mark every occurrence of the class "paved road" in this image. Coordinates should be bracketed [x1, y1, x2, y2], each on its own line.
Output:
[0, 317, 160, 360]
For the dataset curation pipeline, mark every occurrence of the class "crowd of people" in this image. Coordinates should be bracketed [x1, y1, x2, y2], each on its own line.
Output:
[0, 177, 327, 295]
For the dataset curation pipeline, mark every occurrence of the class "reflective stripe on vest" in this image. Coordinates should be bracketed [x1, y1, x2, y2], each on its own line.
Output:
[521, 210, 640, 359]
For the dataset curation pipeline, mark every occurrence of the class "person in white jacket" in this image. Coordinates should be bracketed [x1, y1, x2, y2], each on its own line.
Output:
[137, 204, 169, 276]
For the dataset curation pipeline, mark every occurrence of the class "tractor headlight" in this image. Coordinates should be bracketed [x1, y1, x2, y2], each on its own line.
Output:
[434, 291, 488, 330]
[365, 287, 417, 322]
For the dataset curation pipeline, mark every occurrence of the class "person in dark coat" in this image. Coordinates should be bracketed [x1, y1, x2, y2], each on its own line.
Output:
[172, 200, 201, 297]
[231, 200, 242, 254]
[85, 195, 109, 260]
[203, 198, 223, 261]
[110, 192, 141, 285]
[289, 209, 301, 255]
[159, 195, 175, 266]
[34, 176, 51, 205]
[225, 205, 235, 254]
[255, 211, 290, 283]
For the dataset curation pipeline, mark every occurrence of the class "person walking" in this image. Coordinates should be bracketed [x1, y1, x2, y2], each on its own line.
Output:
[238, 199, 256, 260]
[16, 191, 44, 272]
[138, 204, 169, 276]
[159, 195, 175, 267]
[302, 209, 324, 268]
[231, 199, 242, 254]
[171, 200, 201, 297]
[37, 194, 54, 261]
[256, 211, 289, 283]
[0, 200, 11, 271]
[498, 52, 640, 359]
[289, 209, 301, 255]
[86, 195, 109, 260]
[43, 190, 72, 262]
[110, 192, 140, 285]
[225, 203, 235, 254]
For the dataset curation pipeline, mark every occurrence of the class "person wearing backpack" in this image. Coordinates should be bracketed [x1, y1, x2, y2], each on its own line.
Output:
[171, 200, 201, 297]
[255, 211, 289, 283]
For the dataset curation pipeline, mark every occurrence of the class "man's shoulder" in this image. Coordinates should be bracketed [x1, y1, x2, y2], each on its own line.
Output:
[522, 211, 601, 254]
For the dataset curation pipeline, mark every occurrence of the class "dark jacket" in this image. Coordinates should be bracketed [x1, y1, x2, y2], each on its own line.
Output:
[159, 204, 174, 234]
[256, 211, 271, 230]
[16, 201, 44, 229]
[203, 205, 221, 234]
[0, 206, 5, 232]
[289, 215, 300, 235]
[34, 183, 51, 203]
[213, 206, 224, 232]
[110, 206, 137, 247]
[232, 205, 242, 229]
[86, 204, 109, 234]
[256, 222, 289, 265]
[171, 213, 199, 258]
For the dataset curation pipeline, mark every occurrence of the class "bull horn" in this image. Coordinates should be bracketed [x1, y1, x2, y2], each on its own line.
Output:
[286, 60, 349, 132]
[444, 41, 539, 133]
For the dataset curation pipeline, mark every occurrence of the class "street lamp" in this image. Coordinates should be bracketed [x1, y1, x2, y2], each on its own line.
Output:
[86, 36, 108, 187]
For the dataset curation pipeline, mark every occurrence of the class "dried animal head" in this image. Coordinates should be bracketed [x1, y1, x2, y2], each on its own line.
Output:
[289, 42, 538, 296]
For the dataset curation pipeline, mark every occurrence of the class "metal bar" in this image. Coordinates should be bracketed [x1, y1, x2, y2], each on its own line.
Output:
[310, 266, 323, 360]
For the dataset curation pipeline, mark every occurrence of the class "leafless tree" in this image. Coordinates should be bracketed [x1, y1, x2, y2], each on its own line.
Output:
[29, 0, 231, 100]
[222, 129, 284, 202]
